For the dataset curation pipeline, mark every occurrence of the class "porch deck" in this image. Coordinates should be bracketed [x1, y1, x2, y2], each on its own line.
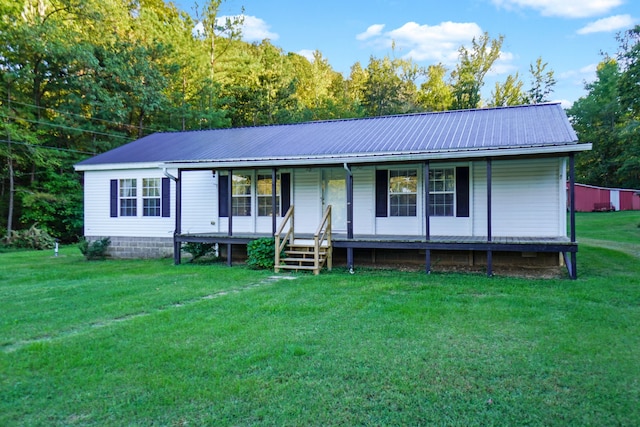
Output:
[175, 232, 575, 252]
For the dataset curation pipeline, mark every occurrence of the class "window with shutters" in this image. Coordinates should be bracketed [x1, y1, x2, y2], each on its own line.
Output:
[119, 179, 137, 216]
[429, 168, 455, 216]
[389, 169, 418, 216]
[142, 178, 161, 217]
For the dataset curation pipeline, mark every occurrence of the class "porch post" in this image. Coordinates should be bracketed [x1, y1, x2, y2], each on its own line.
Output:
[227, 168, 233, 266]
[569, 154, 577, 279]
[345, 163, 354, 272]
[272, 168, 278, 236]
[173, 169, 182, 265]
[424, 161, 431, 274]
[486, 158, 493, 277]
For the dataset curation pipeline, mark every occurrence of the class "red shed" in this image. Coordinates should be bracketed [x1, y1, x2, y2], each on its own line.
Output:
[570, 183, 640, 212]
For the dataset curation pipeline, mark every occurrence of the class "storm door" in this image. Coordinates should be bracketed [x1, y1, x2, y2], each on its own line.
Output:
[321, 168, 347, 232]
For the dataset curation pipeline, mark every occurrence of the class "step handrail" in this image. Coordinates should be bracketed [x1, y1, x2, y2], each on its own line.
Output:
[314, 205, 332, 272]
[274, 205, 294, 271]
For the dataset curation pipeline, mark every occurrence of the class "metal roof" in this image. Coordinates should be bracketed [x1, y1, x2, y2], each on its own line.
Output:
[75, 103, 584, 170]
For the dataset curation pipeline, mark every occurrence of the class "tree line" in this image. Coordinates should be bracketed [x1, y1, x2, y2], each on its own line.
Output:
[0, 0, 638, 243]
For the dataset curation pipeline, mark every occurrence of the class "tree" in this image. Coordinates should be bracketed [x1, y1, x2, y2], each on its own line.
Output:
[488, 73, 526, 107]
[527, 57, 556, 104]
[450, 32, 504, 110]
[417, 64, 453, 111]
[568, 59, 623, 187]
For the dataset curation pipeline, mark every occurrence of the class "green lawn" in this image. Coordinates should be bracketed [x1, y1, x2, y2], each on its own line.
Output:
[1, 212, 639, 426]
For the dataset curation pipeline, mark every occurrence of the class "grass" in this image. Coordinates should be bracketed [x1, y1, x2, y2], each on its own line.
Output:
[1, 211, 639, 426]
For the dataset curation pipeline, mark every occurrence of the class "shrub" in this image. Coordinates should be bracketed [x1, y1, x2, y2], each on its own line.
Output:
[79, 237, 111, 260]
[182, 242, 218, 263]
[7, 224, 56, 250]
[247, 237, 282, 270]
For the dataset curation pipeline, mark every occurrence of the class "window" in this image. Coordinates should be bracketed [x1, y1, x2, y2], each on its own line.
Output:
[389, 170, 417, 216]
[142, 178, 161, 217]
[119, 179, 137, 216]
[257, 174, 280, 216]
[232, 174, 252, 216]
[429, 168, 455, 216]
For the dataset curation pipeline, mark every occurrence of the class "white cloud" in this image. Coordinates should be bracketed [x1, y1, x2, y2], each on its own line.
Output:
[491, 0, 624, 18]
[358, 21, 486, 65]
[213, 15, 279, 42]
[356, 24, 386, 41]
[490, 51, 518, 75]
[577, 14, 636, 34]
[297, 49, 315, 62]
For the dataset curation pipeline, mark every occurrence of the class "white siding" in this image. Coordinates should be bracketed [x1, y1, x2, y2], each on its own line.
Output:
[353, 166, 375, 235]
[83, 168, 175, 238]
[181, 170, 218, 234]
[293, 169, 321, 233]
[472, 158, 565, 237]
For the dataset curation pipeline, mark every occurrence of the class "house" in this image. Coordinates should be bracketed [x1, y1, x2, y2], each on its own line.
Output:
[74, 103, 591, 278]
[571, 183, 640, 212]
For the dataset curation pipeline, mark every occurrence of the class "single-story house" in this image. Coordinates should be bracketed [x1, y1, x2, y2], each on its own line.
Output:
[571, 182, 640, 212]
[74, 103, 591, 278]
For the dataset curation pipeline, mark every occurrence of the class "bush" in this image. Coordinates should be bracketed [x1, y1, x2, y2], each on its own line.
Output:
[247, 237, 282, 270]
[6, 224, 56, 250]
[182, 242, 218, 263]
[79, 237, 111, 260]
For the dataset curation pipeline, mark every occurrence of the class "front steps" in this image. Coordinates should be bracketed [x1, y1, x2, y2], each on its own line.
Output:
[276, 239, 331, 275]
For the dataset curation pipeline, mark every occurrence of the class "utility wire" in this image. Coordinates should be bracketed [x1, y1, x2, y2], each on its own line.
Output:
[4, 99, 170, 134]
[0, 139, 97, 155]
[0, 112, 135, 141]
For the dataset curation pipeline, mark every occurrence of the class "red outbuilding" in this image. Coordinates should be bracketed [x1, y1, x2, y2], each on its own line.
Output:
[570, 183, 640, 212]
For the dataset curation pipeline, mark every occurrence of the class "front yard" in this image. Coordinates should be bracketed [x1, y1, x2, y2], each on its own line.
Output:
[1, 212, 639, 426]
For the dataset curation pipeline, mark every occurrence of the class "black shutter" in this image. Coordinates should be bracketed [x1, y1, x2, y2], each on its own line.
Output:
[375, 170, 388, 217]
[161, 177, 170, 217]
[218, 174, 229, 218]
[110, 179, 118, 217]
[281, 173, 291, 215]
[456, 166, 470, 217]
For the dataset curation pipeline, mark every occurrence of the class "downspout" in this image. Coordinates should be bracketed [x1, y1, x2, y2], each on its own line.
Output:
[163, 168, 178, 182]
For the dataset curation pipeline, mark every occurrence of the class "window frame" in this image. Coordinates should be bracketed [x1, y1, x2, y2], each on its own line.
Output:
[142, 178, 161, 217]
[428, 167, 456, 217]
[231, 173, 252, 216]
[119, 178, 137, 217]
[388, 169, 418, 217]
[257, 173, 280, 217]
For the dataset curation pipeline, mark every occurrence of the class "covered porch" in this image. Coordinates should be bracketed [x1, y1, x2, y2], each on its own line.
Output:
[171, 153, 580, 278]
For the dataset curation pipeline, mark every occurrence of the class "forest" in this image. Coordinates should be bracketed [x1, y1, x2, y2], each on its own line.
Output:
[1, 0, 639, 245]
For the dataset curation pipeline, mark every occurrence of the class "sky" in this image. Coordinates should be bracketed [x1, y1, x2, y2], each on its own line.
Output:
[173, 0, 639, 108]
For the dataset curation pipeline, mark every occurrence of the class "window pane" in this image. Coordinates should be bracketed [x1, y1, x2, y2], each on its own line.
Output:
[142, 178, 161, 217]
[428, 168, 455, 217]
[257, 174, 280, 216]
[119, 179, 137, 216]
[389, 170, 417, 217]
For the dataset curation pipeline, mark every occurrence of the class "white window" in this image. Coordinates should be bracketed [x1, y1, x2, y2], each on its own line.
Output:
[232, 174, 252, 216]
[257, 174, 280, 216]
[389, 170, 417, 216]
[142, 178, 161, 217]
[119, 179, 137, 216]
[429, 168, 455, 216]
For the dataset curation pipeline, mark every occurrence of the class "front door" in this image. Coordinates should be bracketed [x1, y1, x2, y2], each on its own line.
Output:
[322, 168, 347, 232]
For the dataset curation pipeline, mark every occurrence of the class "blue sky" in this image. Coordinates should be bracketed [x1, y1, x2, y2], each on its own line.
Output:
[174, 0, 639, 107]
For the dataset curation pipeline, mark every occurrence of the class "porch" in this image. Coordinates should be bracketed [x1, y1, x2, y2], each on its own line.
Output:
[174, 231, 577, 277]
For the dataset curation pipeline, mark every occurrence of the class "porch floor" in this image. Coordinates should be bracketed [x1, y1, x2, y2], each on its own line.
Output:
[175, 232, 575, 252]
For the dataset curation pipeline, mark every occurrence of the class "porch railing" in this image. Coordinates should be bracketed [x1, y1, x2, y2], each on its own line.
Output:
[274, 205, 294, 272]
[314, 205, 332, 271]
